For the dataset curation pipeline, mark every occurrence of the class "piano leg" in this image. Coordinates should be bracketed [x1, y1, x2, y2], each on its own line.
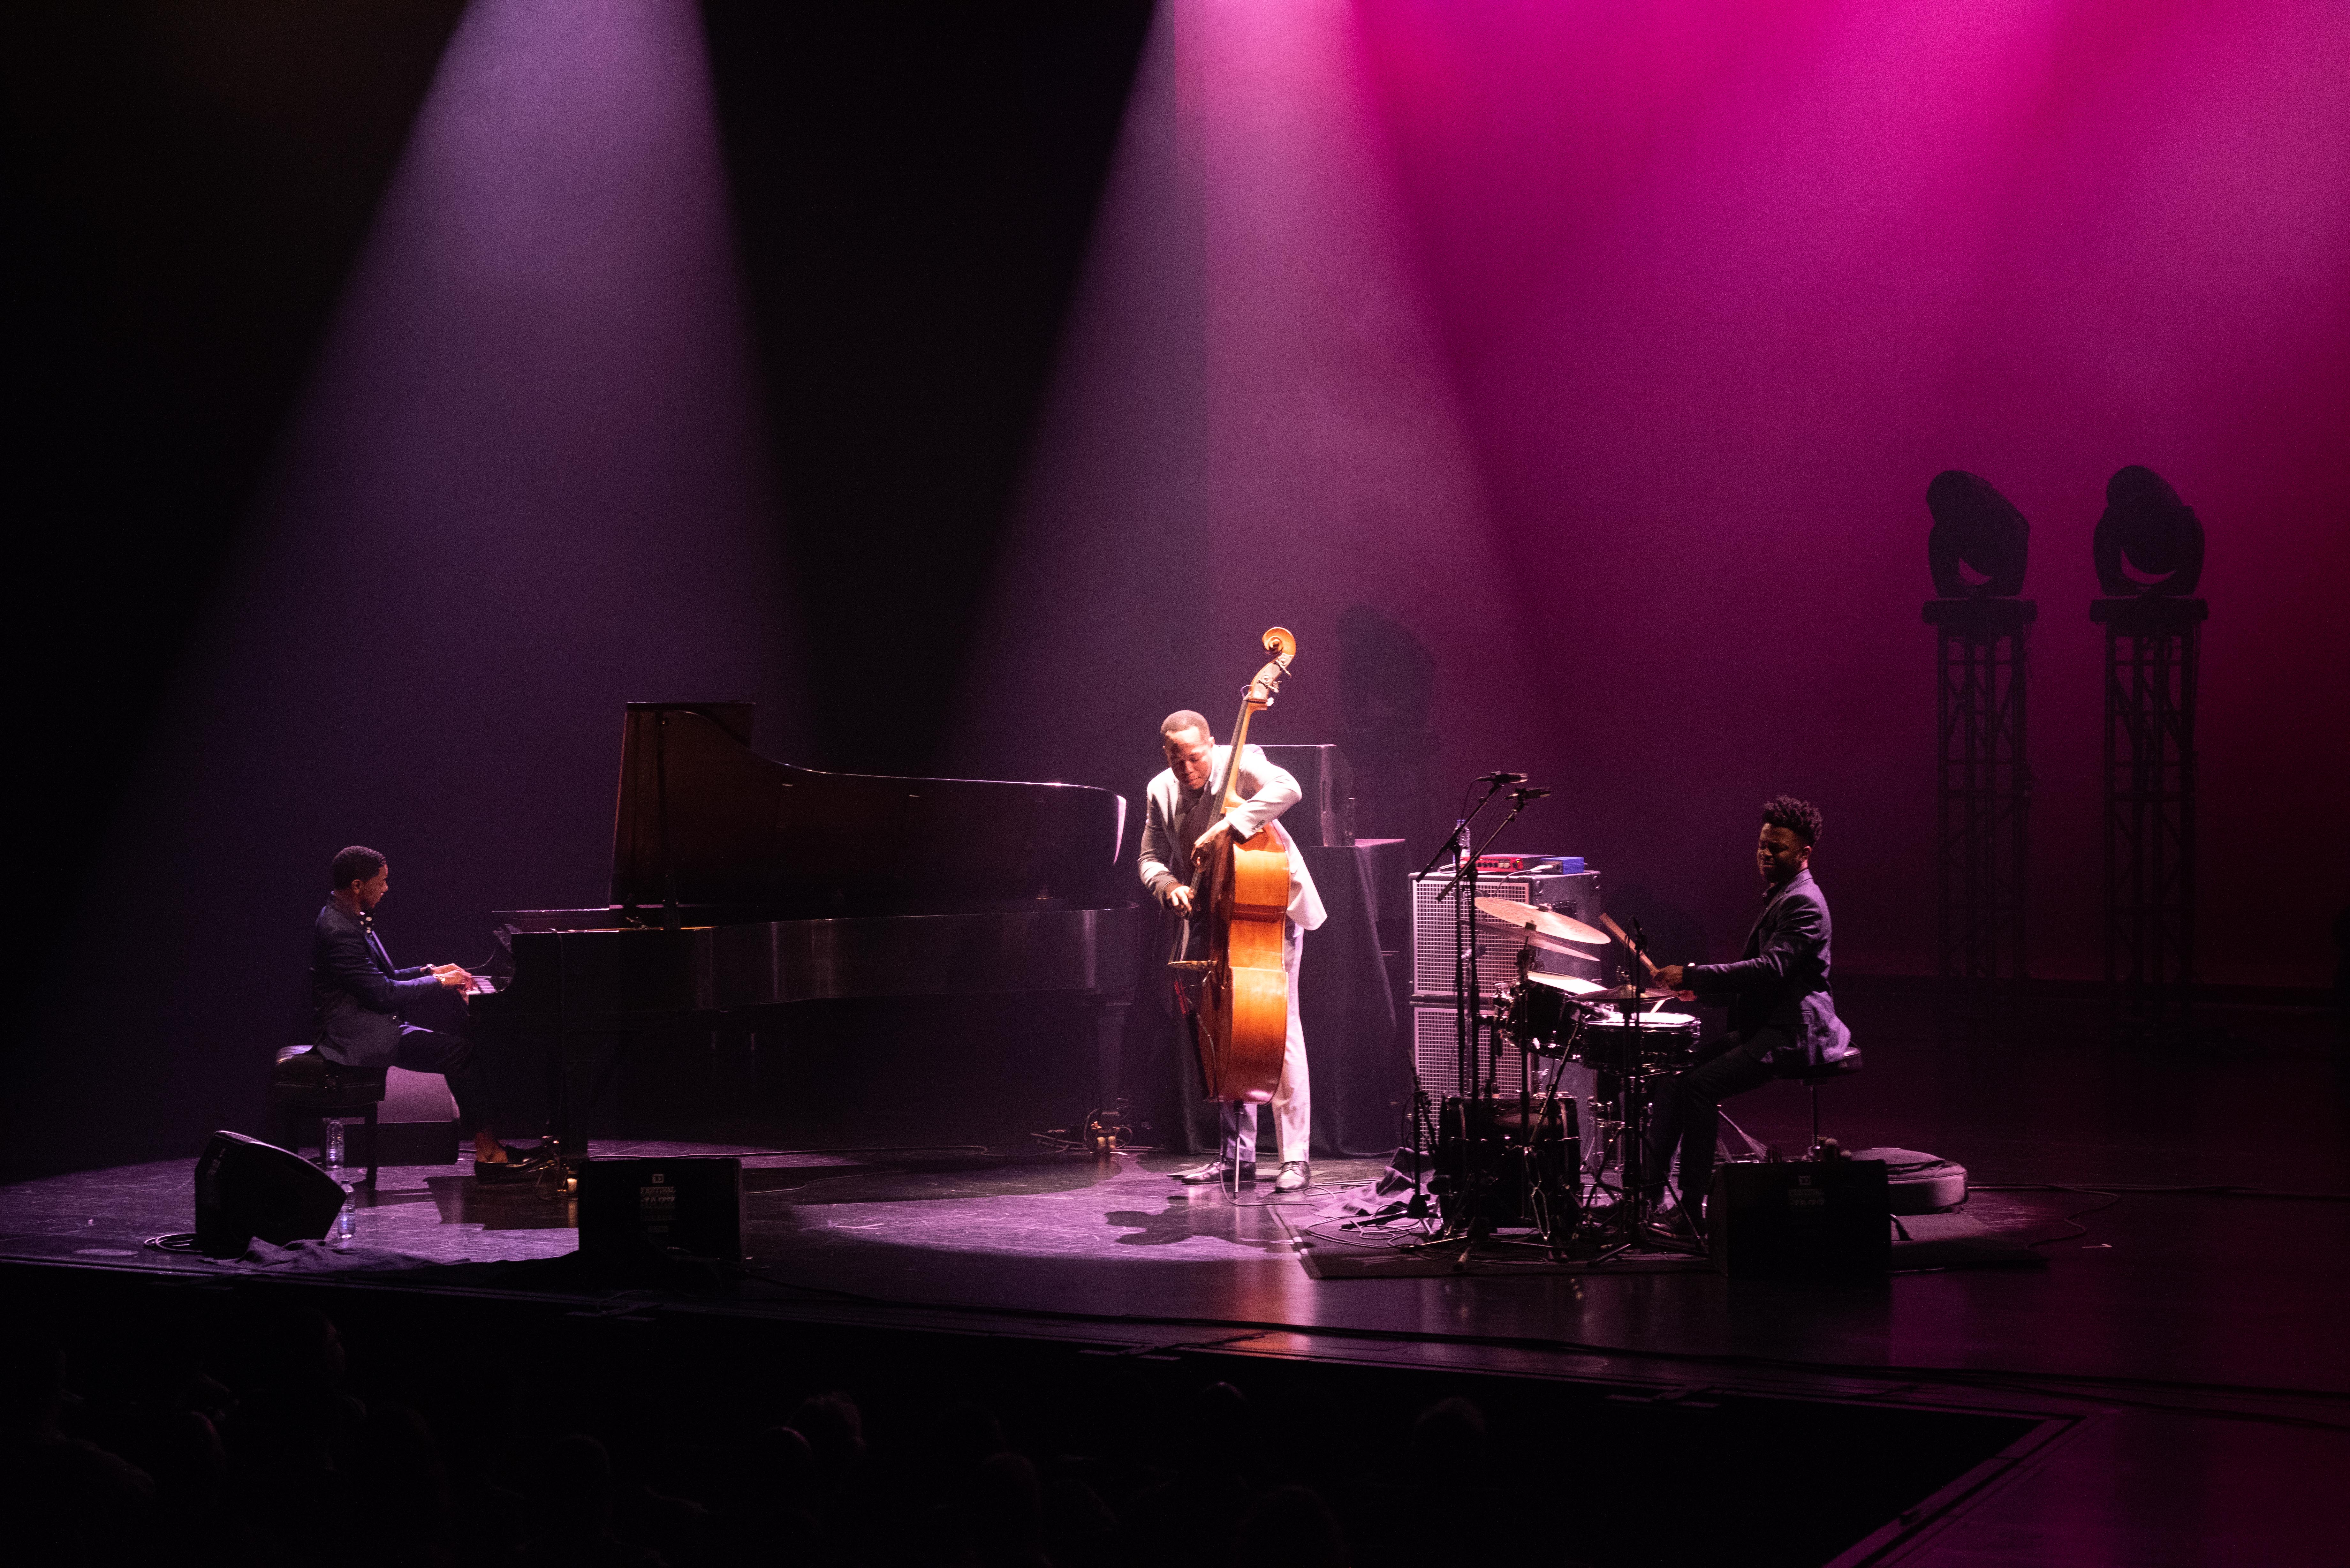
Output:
[1086, 991, 1134, 1130]
[552, 1026, 622, 1175]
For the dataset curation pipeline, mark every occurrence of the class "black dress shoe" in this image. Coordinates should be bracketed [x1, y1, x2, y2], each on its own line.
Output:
[1174, 1160, 1256, 1185]
[474, 1151, 552, 1183]
[1641, 1208, 1704, 1248]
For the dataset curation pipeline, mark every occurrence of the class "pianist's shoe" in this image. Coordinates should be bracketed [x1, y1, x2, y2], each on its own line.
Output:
[1271, 1160, 1310, 1193]
[1174, 1159, 1255, 1185]
[474, 1147, 554, 1183]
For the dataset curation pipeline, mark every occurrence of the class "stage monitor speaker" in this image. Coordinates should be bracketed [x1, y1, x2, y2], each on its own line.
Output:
[1708, 1159, 1891, 1277]
[194, 1130, 347, 1258]
[1255, 744, 1353, 848]
[579, 1156, 743, 1269]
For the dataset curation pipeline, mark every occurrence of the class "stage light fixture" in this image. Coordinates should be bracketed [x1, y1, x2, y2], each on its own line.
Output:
[2093, 465, 2204, 596]
[1925, 469, 2029, 598]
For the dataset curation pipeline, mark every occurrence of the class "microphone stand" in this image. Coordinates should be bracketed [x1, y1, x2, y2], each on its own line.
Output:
[1411, 779, 1509, 1230]
[1591, 916, 1704, 1260]
[1416, 777, 1512, 890]
[1420, 781, 1543, 1244]
[1455, 791, 1544, 1096]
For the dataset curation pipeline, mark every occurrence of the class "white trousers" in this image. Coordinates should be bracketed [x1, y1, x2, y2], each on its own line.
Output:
[1221, 921, 1310, 1166]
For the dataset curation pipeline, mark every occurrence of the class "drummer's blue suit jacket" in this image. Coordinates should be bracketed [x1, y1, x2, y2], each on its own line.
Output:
[1685, 869, 1854, 1070]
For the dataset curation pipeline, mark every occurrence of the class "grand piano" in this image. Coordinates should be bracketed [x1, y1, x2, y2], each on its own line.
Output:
[472, 703, 1145, 1154]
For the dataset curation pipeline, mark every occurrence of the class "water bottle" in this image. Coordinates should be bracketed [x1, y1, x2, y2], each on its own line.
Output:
[323, 1120, 355, 1244]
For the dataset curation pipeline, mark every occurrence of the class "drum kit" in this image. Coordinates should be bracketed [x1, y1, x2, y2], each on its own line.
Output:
[1400, 773, 1704, 1261]
[1422, 896, 1707, 1259]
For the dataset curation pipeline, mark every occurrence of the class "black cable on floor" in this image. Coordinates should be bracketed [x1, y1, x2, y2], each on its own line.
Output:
[2013, 1189, 2125, 1249]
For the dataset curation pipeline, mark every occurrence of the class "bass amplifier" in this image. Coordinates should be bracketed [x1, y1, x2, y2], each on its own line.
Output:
[1412, 1001, 1521, 1101]
[1707, 1158, 1891, 1276]
[1411, 868, 1604, 998]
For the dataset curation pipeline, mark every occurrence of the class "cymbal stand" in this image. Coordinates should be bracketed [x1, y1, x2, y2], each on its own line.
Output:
[1481, 932, 1588, 1256]
[1519, 995, 1587, 1256]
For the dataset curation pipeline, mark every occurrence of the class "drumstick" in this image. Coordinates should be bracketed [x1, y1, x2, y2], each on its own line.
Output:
[1599, 914, 1660, 976]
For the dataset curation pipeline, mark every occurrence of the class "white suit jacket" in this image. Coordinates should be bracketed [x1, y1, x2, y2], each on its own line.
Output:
[1138, 744, 1326, 932]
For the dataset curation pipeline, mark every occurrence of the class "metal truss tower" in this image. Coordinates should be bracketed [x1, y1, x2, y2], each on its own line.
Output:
[2092, 596, 2208, 1041]
[1923, 599, 2035, 1009]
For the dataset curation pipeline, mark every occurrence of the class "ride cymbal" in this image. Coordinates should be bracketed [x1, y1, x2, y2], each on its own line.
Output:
[1473, 896, 1607, 946]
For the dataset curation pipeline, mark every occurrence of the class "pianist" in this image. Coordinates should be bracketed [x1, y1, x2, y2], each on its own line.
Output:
[310, 845, 542, 1180]
[1140, 711, 1327, 1192]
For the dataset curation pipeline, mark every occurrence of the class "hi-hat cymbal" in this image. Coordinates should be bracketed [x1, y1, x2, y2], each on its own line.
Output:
[1576, 984, 1688, 1002]
[1474, 896, 1607, 947]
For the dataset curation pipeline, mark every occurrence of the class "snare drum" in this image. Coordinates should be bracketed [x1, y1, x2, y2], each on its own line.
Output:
[1572, 1008, 1701, 1071]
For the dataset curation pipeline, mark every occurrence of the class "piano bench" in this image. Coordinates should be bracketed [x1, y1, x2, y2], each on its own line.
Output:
[269, 1045, 386, 1190]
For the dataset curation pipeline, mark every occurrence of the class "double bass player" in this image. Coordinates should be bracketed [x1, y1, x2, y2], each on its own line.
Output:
[1141, 710, 1327, 1191]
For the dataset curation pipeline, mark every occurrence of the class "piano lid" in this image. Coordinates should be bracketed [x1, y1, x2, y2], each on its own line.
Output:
[609, 703, 1129, 920]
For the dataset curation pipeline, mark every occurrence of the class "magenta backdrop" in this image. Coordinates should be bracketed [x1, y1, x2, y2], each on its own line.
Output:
[1151, 0, 2348, 984]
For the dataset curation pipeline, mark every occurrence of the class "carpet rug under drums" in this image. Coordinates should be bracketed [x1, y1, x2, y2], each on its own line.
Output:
[1277, 1189, 2061, 1279]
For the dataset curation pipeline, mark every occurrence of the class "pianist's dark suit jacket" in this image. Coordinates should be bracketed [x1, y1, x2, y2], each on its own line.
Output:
[312, 902, 444, 1068]
[1684, 869, 1854, 1071]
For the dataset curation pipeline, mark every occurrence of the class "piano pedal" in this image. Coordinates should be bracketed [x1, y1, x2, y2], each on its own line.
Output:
[1086, 1103, 1136, 1158]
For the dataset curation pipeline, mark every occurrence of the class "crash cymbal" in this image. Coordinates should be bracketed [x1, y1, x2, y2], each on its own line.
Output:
[1473, 896, 1607, 947]
[1521, 972, 1604, 996]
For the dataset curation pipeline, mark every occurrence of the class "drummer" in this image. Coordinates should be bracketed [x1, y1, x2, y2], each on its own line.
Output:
[1643, 795, 1853, 1224]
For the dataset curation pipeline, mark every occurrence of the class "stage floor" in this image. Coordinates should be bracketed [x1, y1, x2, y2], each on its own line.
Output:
[4, 988, 2345, 1565]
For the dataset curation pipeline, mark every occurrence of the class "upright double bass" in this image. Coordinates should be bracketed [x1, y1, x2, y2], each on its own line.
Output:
[1177, 627, 1299, 1107]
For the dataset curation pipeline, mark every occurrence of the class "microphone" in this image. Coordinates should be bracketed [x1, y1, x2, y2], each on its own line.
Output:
[1477, 772, 1528, 784]
[1512, 786, 1552, 800]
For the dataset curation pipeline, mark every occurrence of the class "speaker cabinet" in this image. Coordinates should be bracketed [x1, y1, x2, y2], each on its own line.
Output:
[1708, 1159, 1891, 1276]
[194, 1131, 347, 1258]
[579, 1155, 743, 1269]
[1411, 869, 1603, 997]
[1255, 744, 1353, 847]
